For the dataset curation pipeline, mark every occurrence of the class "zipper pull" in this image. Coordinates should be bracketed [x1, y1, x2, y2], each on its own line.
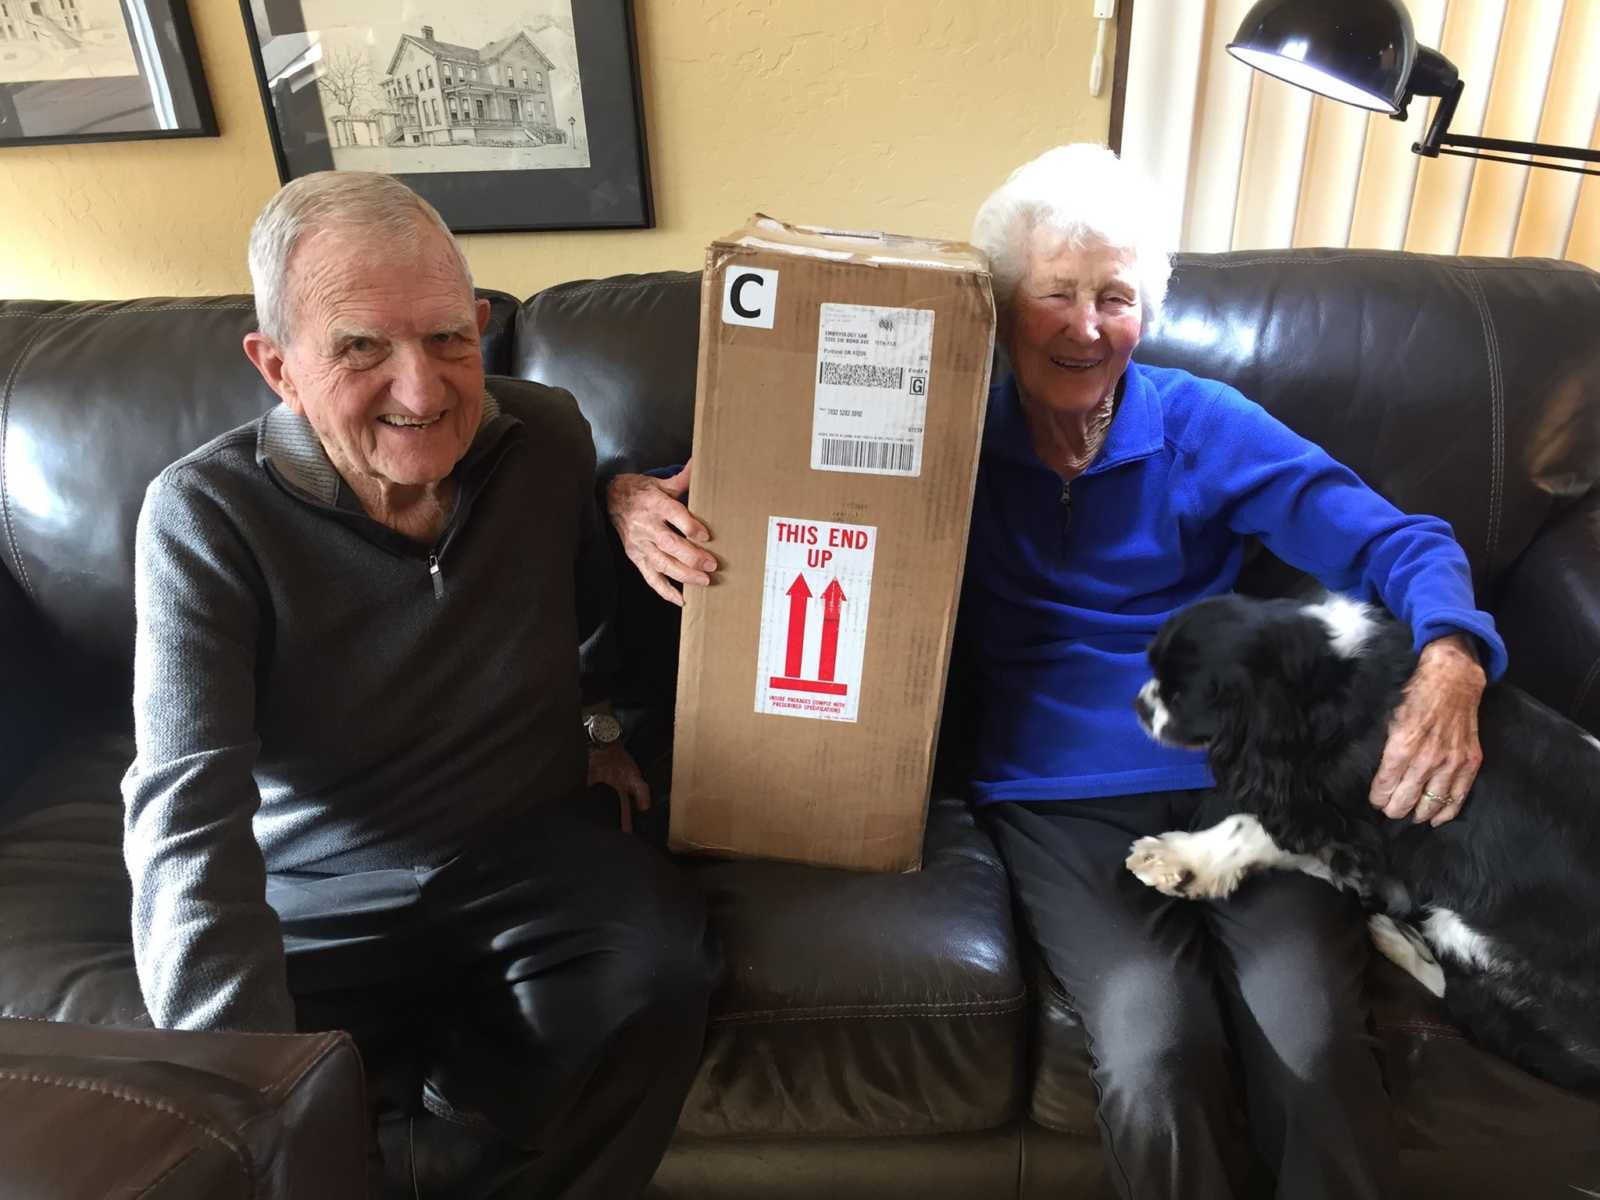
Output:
[1060, 481, 1073, 531]
[428, 554, 445, 599]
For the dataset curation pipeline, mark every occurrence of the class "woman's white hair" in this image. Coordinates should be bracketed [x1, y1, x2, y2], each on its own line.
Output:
[971, 143, 1173, 325]
[247, 171, 473, 343]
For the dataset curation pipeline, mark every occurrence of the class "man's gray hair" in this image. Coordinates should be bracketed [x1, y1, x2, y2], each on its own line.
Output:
[247, 171, 474, 343]
[971, 143, 1173, 326]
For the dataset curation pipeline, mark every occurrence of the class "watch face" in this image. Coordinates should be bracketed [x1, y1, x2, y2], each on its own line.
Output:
[587, 713, 623, 745]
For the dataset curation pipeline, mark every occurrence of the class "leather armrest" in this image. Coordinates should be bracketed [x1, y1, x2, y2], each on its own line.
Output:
[0, 1019, 368, 1199]
[1493, 492, 1600, 735]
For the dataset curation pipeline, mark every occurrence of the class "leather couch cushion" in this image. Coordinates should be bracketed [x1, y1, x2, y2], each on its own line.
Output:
[1140, 251, 1600, 587]
[678, 795, 1027, 1137]
[0, 1019, 367, 1198]
[513, 271, 700, 481]
[0, 293, 520, 703]
[0, 731, 145, 1025]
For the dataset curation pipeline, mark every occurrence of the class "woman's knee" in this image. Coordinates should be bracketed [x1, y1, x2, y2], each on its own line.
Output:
[1086, 964, 1231, 1101]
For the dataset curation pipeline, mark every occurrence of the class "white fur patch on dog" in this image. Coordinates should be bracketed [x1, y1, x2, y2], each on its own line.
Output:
[1301, 594, 1377, 658]
[1422, 907, 1504, 973]
[1135, 678, 1170, 741]
[1368, 913, 1446, 997]
[1125, 814, 1332, 900]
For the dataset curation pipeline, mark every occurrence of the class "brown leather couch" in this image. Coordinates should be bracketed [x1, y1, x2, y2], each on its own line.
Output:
[2, 249, 1598, 1197]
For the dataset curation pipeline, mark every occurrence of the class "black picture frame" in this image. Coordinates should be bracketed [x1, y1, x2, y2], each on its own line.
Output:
[239, 0, 653, 234]
[0, 0, 216, 147]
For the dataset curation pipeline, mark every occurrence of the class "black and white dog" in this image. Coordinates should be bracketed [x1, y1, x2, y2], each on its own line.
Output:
[1127, 592, 1600, 1092]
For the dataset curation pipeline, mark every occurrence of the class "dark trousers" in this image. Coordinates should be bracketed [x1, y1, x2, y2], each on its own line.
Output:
[985, 791, 1398, 1200]
[269, 801, 717, 1200]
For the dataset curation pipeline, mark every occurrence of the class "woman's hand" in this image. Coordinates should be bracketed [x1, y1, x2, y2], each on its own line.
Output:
[604, 461, 718, 606]
[1369, 634, 1486, 827]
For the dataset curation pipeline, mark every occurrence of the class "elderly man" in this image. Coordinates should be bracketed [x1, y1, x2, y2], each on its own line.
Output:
[121, 171, 715, 1199]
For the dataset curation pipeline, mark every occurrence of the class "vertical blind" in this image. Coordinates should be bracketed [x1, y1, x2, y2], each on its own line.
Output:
[1119, 0, 1600, 268]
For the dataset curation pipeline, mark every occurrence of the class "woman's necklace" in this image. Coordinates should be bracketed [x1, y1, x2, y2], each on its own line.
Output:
[1051, 391, 1117, 531]
[1055, 391, 1117, 477]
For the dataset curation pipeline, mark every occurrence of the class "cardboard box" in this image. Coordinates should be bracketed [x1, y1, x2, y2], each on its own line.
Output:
[669, 215, 995, 872]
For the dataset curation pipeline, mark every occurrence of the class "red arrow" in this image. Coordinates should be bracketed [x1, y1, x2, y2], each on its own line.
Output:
[817, 579, 846, 681]
[784, 575, 812, 677]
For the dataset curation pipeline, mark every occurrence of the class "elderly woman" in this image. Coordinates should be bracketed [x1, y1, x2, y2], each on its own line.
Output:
[608, 144, 1502, 1198]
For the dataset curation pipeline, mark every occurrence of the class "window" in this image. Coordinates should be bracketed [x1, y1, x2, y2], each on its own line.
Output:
[448, 96, 458, 121]
[521, 68, 528, 87]
[442, 63, 451, 85]
[469, 66, 478, 82]
[1120, 0, 1600, 265]
[426, 66, 434, 89]
[474, 98, 484, 119]
[538, 100, 547, 121]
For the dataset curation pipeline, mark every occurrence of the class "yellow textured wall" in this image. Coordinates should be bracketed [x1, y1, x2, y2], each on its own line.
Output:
[0, 0, 1112, 301]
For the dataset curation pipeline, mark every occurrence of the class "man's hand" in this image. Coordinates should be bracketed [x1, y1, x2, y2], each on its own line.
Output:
[587, 742, 651, 833]
[605, 461, 718, 606]
[1369, 634, 1486, 827]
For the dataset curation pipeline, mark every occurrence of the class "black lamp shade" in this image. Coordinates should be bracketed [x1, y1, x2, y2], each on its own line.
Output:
[1226, 0, 1417, 114]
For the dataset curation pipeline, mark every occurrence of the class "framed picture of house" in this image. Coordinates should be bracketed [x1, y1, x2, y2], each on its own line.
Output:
[0, 0, 216, 147]
[240, 0, 652, 233]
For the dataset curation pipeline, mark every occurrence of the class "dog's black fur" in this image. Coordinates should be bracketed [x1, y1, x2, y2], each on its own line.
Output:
[1135, 592, 1600, 1092]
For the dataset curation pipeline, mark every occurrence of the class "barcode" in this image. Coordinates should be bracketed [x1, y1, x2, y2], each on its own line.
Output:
[818, 437, 915, 472]
[819, 361, 904, 389]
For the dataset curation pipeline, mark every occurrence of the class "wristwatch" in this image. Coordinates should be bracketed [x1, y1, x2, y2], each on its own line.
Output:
[584, 711, 623, 748]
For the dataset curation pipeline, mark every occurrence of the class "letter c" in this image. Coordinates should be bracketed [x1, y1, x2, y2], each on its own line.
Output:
[730, 272, 765, 319]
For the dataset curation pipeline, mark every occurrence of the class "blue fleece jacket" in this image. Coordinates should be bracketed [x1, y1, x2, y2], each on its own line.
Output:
[959, 363, 1506, 805]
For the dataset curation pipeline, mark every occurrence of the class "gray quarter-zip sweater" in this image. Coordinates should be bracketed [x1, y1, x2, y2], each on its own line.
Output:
[122, 381, 613, 1032]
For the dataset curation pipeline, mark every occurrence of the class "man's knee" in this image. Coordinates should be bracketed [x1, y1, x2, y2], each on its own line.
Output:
[628, 886, 718, 1026]
[575, 839, 719, 1033]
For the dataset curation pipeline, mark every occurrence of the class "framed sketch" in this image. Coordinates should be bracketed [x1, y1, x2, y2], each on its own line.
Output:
[0, 0, 216, 146]
[240, 0, 653, 233]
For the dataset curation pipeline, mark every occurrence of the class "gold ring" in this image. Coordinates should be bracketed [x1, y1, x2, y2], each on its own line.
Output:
[1420, 790, 1446, 806]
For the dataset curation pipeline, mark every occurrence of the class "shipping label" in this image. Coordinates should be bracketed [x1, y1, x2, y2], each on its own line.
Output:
[811, 303, 934, 477]
[754, 516, 877, 722]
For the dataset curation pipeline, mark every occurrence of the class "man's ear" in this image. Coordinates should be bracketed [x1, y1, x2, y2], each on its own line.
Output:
[474, 296, 491, 335]
[243, 331, 300, 413]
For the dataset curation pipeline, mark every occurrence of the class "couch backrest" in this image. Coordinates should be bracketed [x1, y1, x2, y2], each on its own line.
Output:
[0, 292, 521, 710]
[514, 271, 702, 481]
[1139, 250, 1600, 589]
[518, 252, 1600, 595]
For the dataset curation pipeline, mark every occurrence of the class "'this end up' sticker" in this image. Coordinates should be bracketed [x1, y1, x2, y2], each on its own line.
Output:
[754, 516, 877, 722]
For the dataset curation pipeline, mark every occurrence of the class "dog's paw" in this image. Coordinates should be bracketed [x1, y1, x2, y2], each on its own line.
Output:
[1126, 834, 1198, 897]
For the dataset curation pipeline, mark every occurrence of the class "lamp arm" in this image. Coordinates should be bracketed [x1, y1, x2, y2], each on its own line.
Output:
[1406, 63, 1600, 177]
[1411, 77, 1462, 156]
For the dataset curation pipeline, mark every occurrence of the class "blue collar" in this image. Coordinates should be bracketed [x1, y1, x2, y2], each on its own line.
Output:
[984, 361, 1164, 477]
